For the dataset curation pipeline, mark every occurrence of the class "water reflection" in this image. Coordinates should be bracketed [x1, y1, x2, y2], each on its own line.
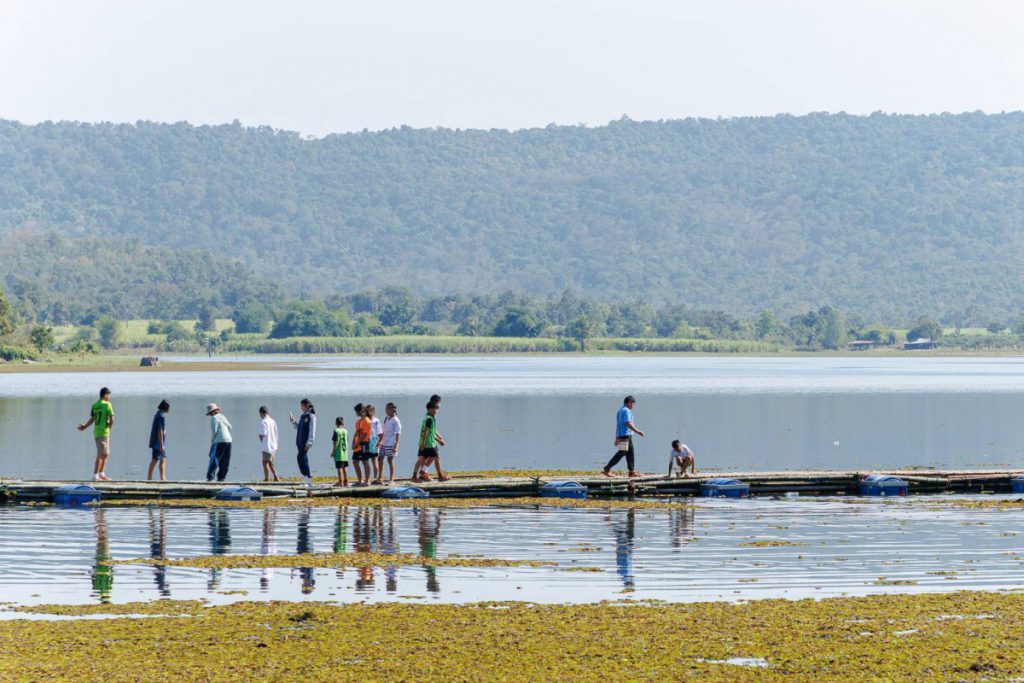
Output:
[295, 509, 315, 594]
[260, 508, 277, 591]
[611, 509, 636, 589]
[207, 509, 232, 590]
[669, 507, 695, 548]
[416, 508, 442, 593]
[91, 509, 112, 603]
[148, 508, 169, 597]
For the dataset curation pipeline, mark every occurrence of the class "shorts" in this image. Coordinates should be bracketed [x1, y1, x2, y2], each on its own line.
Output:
[95, 437, 110, 457]
[353, 451, 371, 462]
[418, 447, 439, 460]
[333, 458, 349, 468]
[151, 448, 166, 460]
[262, 452, 276, 463]
[380, 445, 396, 459]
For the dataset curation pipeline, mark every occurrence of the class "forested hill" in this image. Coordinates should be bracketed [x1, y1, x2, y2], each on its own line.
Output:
[3, 113, 1024, 322]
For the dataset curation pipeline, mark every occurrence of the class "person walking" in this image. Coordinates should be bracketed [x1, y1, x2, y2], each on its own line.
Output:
[380, 402, 402, 484]
[206, 403, 233, 482]
[77, 387, 115, 481]
[602, 395, 645, 478]
[289, 399, 317, 487]
[147, 400, 170, 481]
[412, 400, 448, 482]
[259, 406, 280, 482]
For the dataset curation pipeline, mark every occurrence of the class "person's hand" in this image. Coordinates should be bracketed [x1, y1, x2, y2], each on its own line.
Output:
[77, 424, 87, 431]
[304, 444, 310, 453]
[636, 430, 646, 437]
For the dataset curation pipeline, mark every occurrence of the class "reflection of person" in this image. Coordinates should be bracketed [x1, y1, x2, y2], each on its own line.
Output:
[92, 508, 113, 603]
[78, 387, 115, 482]
[354, 507, 376, 590]
[669, 507, 695, 549]
[205, 403, 233, 482]
[148, 508, 169, 596]
[381, 507, 399, 592]
[259, 406, 280, 482]
[416, 507, 442, 593]
[147, 400, 170, 481]
[668, 440, 696, 478]
[207, 508, 231, 589]
[602, 396, 645, 478]
[289, 399, 317, 487]
[260, 508, 277, 590]
[296, 508, 315, 594]
[612, 508, 636, 589]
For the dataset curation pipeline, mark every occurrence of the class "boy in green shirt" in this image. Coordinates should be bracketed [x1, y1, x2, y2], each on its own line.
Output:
[411, 401, 447, 483]
[331, 417, 349, 487]
[78, 387, 115, 481]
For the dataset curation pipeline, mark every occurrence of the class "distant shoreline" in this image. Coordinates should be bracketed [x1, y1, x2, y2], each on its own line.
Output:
[2, 347, 1023, 373]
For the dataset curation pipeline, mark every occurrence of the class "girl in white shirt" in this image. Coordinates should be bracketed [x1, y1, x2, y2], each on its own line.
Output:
[379, 402, 402, 484]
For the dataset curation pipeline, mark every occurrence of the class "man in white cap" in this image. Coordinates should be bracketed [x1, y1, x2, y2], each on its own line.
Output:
[206, 403, 233, 482]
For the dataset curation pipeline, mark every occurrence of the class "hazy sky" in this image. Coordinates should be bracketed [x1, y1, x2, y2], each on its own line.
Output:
[1, 0, 1022, 135]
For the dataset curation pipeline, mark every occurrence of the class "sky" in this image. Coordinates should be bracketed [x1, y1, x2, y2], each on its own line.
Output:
[1, 0, 1022, 136]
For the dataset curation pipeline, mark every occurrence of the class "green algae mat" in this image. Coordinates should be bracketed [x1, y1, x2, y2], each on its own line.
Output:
[3, 591, 1023, 681]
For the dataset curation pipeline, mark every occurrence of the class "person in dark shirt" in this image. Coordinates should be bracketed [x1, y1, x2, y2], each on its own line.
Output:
[147, 400, 170, 481]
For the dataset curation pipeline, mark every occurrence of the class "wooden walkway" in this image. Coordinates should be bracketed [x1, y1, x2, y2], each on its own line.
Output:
[3, 469, 1023, 501]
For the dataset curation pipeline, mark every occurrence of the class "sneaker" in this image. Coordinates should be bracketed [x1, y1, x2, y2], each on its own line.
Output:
[93, 474, 102, 481]
[97, 473, 110, 481]
[302, 476, 312, 487]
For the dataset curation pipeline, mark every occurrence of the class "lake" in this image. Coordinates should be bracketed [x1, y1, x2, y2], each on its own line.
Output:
[2, 497, 1023, 609]
[2, 355, 1024, 481]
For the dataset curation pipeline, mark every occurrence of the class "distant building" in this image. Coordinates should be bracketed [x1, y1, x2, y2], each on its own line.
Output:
[847, 340, 878, 351]
[903, 338, 938, 350]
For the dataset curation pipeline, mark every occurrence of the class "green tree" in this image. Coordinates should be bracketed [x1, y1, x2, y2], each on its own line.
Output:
[493, 306, 546, 337]
[566, 314, 595, 351]
[270, 303, 349, 338]
[755, 310, 777, 340]
[28, 324, 54, 351]
[232, 302, 272, 334]
[96, 317, 123, 349]
[194, 305, 217, 332]
[907, 316, 943, 342]
[819, 306, 846, 350]
[0, 287, 15, 338]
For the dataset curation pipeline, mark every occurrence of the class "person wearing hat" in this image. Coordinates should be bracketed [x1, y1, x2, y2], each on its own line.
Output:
[205, 403, 233, 482]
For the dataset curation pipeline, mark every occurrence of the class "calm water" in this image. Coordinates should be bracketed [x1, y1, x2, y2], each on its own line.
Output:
[2, 356, 1024, 480]
[1, 497, 1023, 609]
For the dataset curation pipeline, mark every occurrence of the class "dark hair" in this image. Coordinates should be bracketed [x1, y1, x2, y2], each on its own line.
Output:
[386, 402, 397, 413]
[671, 439, 681, 448]
[426, 401, 439, 410]
[623, 395, 635, 405]
[366, 403, 375, 415]
[157, 400, 170, 412]
[301, 398, 315, 415]
[100, 387, 111, 398]
[259, 405, 269, 415]
[430, 394, 441, 403]
[335, 416, 344, 427]
[354, 403, 364, 416]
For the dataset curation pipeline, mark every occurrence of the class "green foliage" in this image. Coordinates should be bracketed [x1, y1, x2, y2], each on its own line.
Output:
[0, 286, 15, 337]
[95, 317, 123, 349]
[0, 231, 277, 323]
[232, 302, 272, 334]
[269, 303, 350, 338]
[194, 305, 217, 332]
[6, 114, 1024, 321]
[907, 316, 943, 342]
[0, 344, 34, 361]
[566, 315, 595, 351]
[493, 306, 546, 337]
[28, 324, 54, 351]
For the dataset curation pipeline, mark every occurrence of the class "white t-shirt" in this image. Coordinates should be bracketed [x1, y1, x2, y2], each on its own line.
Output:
[669, 445, 693, 465]
[260, 416, 279, 454]
[382, 415, 402, 448]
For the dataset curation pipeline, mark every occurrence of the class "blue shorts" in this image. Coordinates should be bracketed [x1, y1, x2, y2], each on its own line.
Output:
[151, 449, 166, 460]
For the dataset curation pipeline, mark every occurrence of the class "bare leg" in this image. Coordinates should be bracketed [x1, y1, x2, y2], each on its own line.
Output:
[148, 459, 157, 481]
[386, 456, 395, 483]
[269, 462, 280, 481]
[411, 456, 425, 481]
[159, 459, 166, 481]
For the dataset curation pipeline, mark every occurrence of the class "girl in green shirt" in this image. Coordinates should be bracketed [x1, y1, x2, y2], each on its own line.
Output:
[331, 417, 349, 487]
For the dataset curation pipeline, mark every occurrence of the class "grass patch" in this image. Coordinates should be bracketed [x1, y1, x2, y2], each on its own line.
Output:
[5, 592, 1024, 680]
[108, 551, 554, 570]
